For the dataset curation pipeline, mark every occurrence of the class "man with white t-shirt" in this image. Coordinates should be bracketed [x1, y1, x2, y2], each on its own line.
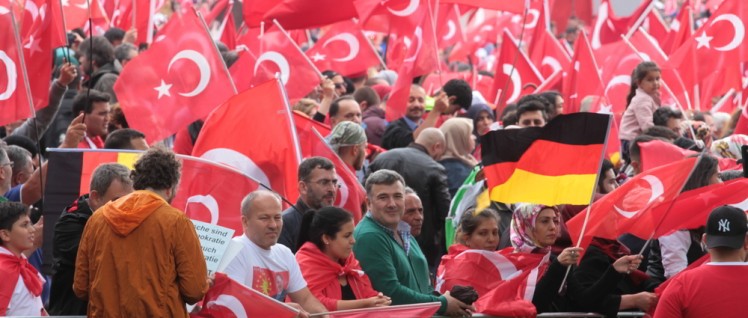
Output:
[224, 190, 326, 317]
[655, 206, 748, 318]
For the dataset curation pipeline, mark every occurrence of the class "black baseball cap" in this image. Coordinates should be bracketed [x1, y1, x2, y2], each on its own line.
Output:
[705, 206, 748, 249]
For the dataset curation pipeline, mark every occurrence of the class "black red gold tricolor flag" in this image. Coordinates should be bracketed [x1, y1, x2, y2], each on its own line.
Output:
[481, 113, 610, 205]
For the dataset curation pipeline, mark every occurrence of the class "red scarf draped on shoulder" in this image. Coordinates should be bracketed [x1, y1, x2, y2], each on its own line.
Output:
[589, 238, 650, 286]
[0, 251, 43, 316]
[295, 242, 379, 311]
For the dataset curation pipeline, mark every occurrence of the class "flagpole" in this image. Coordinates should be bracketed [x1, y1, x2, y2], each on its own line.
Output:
[9, 9, 36, 123]
[272, 19, 324, 79]
[558, 113, 614, 293]
[353, 18, 387, 70]
[427, 0, 444, 87]
[624, 0, 655, 39]
[196, 10, 238, 94]
[636, 153, 705, 256]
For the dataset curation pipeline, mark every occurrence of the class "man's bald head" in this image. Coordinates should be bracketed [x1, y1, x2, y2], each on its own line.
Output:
[415, 128, 446, 160]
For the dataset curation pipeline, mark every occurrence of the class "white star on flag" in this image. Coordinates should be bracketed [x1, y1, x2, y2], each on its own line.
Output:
[695, 32, 713, 49]
[155, 80, 172, 99]
[311, 52, 326, 62]
[24, 35, 42, 55]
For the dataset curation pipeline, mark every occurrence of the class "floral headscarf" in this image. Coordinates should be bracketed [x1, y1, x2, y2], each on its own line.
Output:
[710, 134, 748, 160]
[510, 203, 559, 254]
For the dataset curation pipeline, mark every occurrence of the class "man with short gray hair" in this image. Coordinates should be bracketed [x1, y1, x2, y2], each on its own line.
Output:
[49, 163, 134, 315]
[5, 145, 33, 187]
[225, 190, 326, 316]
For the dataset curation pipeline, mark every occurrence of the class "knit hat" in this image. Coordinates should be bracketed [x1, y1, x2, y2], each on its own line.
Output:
[328, 122, 367, 152]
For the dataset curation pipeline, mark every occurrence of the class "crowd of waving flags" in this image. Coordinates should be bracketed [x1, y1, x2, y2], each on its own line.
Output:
[4, 0, 748, 316]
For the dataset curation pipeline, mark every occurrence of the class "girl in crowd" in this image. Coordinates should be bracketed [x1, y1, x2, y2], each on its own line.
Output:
[511, 204, 646, 315]
[646, 154, 721, 285]
[0, 202, 46, 316]
[439, 118, 479, 197]
[619, 61, 661, 163]
[436, 208, 501, 296]
[295, 207, 391, 311]
[538, 91, 565, 120]
[466, 103, 495, 162]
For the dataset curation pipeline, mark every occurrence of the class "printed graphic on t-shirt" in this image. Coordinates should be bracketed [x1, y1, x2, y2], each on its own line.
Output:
[252, 266, 290, 301]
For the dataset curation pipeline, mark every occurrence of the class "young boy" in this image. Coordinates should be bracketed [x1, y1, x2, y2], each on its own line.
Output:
[0, 201, 46, 316]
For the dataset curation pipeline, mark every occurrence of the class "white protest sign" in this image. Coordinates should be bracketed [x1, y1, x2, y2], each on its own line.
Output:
[191, 220, 235, 275]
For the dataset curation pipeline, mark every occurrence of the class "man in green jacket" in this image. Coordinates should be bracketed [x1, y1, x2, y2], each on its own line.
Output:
[353, 169, 474, 317]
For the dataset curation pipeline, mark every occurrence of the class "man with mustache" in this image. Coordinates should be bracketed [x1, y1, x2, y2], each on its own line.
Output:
[279, 157, 337, 253]
[225, 190, 326, 318]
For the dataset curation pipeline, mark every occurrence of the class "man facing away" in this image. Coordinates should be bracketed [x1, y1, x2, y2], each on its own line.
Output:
[73, 147, 208, 317]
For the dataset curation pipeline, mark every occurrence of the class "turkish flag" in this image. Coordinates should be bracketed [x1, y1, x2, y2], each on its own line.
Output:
[440, 0, 523, 14]
[627, 178, 748, 240]
[0, 7, 33, 126]
[661, 6, 693, 55]
[639, 139, 740, 172]
[242, 0, 280, 28]
[262, 0, 358, 30]
[562, 31, 605, 114]
[490, 30, 544, 107]
[645, 7, 670, 41]
[591, 0, 653, 50]
[219, 8, 237, 50]
[110, 0, 133, 30]
[294, 120, 365, 223]
[171, 155, 260, 235]
[305, 20, 381, 77]
[192, 78, 302, 207]
[293, 112, 331, 155]
[436, 4, 464, 49]
[192, 273, 299, 318]
[529, 28, 571, 80]
[357, 0, 428, 36]
[448, 9, 504, 63]
[62, 0, 109, 31]
[594, 40, 645, 116]
[134, 0, 156, 45]
[567, 157, 699, 248]
[114, 9, 236, 143]
[239, 30, 321, 100]
[20, 0, 67, 110]
[228, 48, 257, 93]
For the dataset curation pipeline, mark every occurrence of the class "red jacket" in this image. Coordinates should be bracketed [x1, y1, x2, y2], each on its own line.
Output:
[295, 242, 379, 310]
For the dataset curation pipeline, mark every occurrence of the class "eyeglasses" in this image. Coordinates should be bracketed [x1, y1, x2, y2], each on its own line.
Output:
[0, 161, 13, 168]
[306, 178, 340, 188]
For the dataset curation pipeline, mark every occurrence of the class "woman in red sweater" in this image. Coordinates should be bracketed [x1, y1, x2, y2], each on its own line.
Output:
[295, 207, 391, 311]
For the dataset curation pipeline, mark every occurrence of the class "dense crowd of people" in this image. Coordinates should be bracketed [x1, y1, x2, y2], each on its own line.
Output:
[1, 1, 748, 317]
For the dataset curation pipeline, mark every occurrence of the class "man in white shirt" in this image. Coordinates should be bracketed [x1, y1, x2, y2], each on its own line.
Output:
[224, 190, 326, 317]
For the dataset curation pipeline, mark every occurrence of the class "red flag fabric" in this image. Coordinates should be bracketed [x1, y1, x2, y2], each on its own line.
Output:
[262, 0, 358, 30]
[114, 10, 235, 143]
[440, 0, 523, 14]
[305, 20, 381, 77]
[567, 157, 699, 248]
[358, 0, 428, 37]
[645, 7, 670, 41]
[490, 30, 544, 107]
[0, 8, 33, 126]
[734, 106, 748, 135]
[436, 4, 464, 49]
[170, 155, 260, 235]
[192, 79, 301, 206]
[219, 8, 237, 50]
[639, 139, 740, 172]
[20, 0, 66, 110]
[529, 19, 570, 78]
[591, 0, 653, 50]
[242, 0, 280, 28]
[228, 48, 256, 93]
[134, 0, 155, 44]
[627, 178, 748, 240]
[562, 31, 604, 114]
[62, 0, 109, 31]
[325, 303, 441, 318]
[293, 115, 364, 222]
[203, 0, 230, 25]
[662, 6, 693, 54]
[192, 273, 299, 318]
[550, 0, 593, 39]
[110, 0, 133, 30]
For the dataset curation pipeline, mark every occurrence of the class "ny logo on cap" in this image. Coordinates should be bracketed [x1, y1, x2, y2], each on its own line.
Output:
[718, 219, 731, 232]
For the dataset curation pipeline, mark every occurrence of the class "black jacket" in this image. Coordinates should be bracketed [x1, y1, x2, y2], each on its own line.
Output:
[48, 195, 93, 315]
[83, 63, 120, 102]
[278, 199, 312, 254]
[645, 229, 706, 286]
[367, 143, 451, 267]
[381, 117, 414, 150]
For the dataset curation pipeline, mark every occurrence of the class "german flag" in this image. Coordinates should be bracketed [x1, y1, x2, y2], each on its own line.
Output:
[481, 113, 610, 205]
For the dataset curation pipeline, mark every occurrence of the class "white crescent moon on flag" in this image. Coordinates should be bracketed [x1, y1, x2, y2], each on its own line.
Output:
[502, 64, 522, 103]
[605, 75, 631, 96]
[404, 27, 423, 63]
[591, 1, 608, 49]
[711, 14, 745, 51]
[443, 20, 456, 41]
[167, 50, 211, 97]
[335, 173, 349, 209]
[75, 0, 88, 10]
[541, 56, 562, 74]
[185, 194, 220, 225]
[387, 0, 419, 17]
[614, 175, 664, 218]
[254, 51, 290, 85]
[24, 0, 39, 22]
[525, 9, 540, 29]
[323, 33, 360, 62]
[0, 51, 17, 101]
[207, 295, 248, 318]
[0, 5, 10, 14]
[201, 148, 272, 188]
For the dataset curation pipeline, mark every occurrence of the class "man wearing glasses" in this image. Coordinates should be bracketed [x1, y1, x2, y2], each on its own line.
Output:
[278, 157, 338, 253]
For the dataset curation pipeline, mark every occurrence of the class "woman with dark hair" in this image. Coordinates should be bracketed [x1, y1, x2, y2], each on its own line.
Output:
[646, 154, 721, 285]
[597, 159, 619, 195]
[538, 91, 564, 120]
[466, 104, 495, 162]
[295, 207, 391, 311]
